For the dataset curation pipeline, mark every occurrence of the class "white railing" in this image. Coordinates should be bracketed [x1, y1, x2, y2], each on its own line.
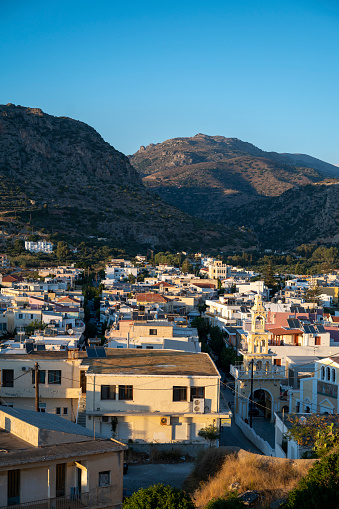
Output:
[230, 364, 285, 378]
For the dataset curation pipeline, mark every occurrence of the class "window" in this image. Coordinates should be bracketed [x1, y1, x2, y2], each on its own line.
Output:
[48, 370, 61, 384]
[2, 369, 14, 387]
[31, 370, 46, 384]
[332, 369, 336, 383]
[321, 366, 325, 380]
[173, 386, 187, 402]
[101, 385, 116, 400]
[149, 329, 157, 335]
[136, 345, 142, 349]
[99, 471, 111, 487]
[118, 385, 133, 400]
[18, 314, 23, 320]
[326, 367, 331, 381]
[146, 346, 153, 349]
[56, 407, 61, 415]
[63, 407, 68, 415]
[190, 387, 205, 401]
[39, 403, 46, 413]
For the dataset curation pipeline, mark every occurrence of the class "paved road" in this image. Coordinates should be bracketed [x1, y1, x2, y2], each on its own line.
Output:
[219, 381, 262, 454]
[123, 462, 195, 493]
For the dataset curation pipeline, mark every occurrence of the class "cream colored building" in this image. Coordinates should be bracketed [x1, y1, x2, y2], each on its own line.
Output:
[289, 356, 339, 414]
[231, 295, 286, 422]
[0, 350, 86, 420]
[0, 406, 125, 509]
[83, 349, 230, 445]
[106, 320, 201, 352]
[207, 260, 230, 280]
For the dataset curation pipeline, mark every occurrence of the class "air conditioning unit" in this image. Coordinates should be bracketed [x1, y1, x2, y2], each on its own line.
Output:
[193, 398, 205, 414]
[160, 416, 170, 426]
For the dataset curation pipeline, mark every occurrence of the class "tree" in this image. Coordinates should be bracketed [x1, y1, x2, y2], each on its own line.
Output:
[56, 241, 70, 261]
[286, 453, 339, 508]
[122, 484, 194, 509]
[286, 414, 339, 457]
[198, 424, 220, 447]
[305, 280, 322, 304]
[181, 258, 194, 274]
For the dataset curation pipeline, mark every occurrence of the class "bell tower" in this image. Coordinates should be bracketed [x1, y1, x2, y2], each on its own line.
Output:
[247, 294, 269, 354]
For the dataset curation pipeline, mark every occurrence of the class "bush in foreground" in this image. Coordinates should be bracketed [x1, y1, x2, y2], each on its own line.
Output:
[122, 484, 194, 509]
[286, 452, 339, 508]
[205, 494, 245, 508]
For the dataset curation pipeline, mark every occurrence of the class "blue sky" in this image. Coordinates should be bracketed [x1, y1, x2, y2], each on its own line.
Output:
[1, 0, 338, 163]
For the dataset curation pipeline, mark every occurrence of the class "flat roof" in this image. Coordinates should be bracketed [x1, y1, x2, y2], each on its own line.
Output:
[83, 349, 219, 377]
[0, 351, 87, 359]
[0, 435, 125, 468]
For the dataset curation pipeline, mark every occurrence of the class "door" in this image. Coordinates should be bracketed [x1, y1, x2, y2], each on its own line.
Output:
[77, 467, 82, 495]
[8, 470, 20, 506]
[56, 463, 66, 497]
[80, 371, 87, 394]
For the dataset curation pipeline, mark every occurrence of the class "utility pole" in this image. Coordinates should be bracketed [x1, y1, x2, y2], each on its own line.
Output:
[34, 362, 40, 412]
[249, 359, 254, 428]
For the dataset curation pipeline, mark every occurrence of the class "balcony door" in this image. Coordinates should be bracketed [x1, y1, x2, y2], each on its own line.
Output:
[8, 469, 20, 505]
[56, 463, 66, 497]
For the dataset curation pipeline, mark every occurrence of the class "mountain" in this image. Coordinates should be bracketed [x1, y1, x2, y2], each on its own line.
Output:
[129, 134, 328, 222]
[232, 181, 339, 248]
[281, 153, 339, 177]
[0, 104, 253, 251]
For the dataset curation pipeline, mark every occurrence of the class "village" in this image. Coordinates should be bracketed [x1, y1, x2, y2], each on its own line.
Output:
[1, 248, 339, 507]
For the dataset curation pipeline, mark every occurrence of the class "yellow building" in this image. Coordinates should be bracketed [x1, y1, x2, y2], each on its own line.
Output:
[83, 349, 230, 446]
[230, 295, 286, 422]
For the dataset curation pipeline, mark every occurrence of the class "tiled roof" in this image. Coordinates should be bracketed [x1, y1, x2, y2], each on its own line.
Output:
[136, 293, 168, 303]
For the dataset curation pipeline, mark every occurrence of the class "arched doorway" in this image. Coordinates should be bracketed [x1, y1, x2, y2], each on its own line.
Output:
[252, 388, 273, 420]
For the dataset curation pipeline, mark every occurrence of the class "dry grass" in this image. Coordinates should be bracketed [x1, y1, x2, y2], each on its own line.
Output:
[188, 449, 314, 509]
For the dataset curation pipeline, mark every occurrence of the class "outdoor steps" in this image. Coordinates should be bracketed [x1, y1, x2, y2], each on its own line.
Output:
[77, 395, 87, 427]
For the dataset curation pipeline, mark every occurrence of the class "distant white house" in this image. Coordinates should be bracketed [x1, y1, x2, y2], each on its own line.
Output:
[25, 241, 53, 253]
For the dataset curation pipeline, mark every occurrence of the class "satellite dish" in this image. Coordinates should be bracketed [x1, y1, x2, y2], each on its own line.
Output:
[67, 329, 74, 335]
[299, 416, 307, 425]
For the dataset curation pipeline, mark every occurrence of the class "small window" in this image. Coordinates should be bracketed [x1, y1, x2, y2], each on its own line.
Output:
[321, 366, 325, 380]
[136, 345, 142, 349]
[18, 314, 23, 320]
[118, 385, 133, 400]
[190, 387, 205, 401]
[326, 367, 331, 381]
[32, 370, 46, 384]
[99, 471, 110, 487]
[332, 369, 336, 383]
[2, 369, 14, 388]
[48, 370, 61, 385]
[146, 346, 153, 349]
[149, 329, 157, 335]
[56, 407, 61, 415]
[63, 407, 68, 415]
[173, 386, 187, 402]
[39, 403, 46, 413]
[101, 385, 116, 400]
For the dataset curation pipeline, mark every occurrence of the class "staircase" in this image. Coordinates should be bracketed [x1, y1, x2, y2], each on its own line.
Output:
[77, 394, 87, 427]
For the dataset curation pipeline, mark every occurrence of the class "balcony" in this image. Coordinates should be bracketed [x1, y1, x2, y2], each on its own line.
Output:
[230, 363, 286, 379]
[0, 487, 120, 509]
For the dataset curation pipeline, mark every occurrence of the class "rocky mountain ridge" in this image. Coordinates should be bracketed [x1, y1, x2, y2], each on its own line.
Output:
[129, 134, 335, 222]
[0, 104, 252, 251]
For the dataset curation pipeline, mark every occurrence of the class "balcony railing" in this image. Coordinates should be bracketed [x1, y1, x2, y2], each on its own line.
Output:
[230, 364, 286, 379]
[0, 487, 119, 509]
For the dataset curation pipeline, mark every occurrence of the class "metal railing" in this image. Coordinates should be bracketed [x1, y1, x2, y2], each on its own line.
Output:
[0, 487, 118, 509]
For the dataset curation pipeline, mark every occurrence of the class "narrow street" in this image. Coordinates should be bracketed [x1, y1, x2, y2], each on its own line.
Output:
[219, 381, 262, 454]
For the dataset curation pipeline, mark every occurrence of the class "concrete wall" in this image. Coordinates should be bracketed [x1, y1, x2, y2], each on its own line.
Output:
[235, 415, 274, 456]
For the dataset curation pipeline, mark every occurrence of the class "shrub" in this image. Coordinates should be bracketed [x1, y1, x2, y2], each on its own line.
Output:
[205, 494, 245, 508]
[286, 453, 339, 508]
[123, 484, 194, 509]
